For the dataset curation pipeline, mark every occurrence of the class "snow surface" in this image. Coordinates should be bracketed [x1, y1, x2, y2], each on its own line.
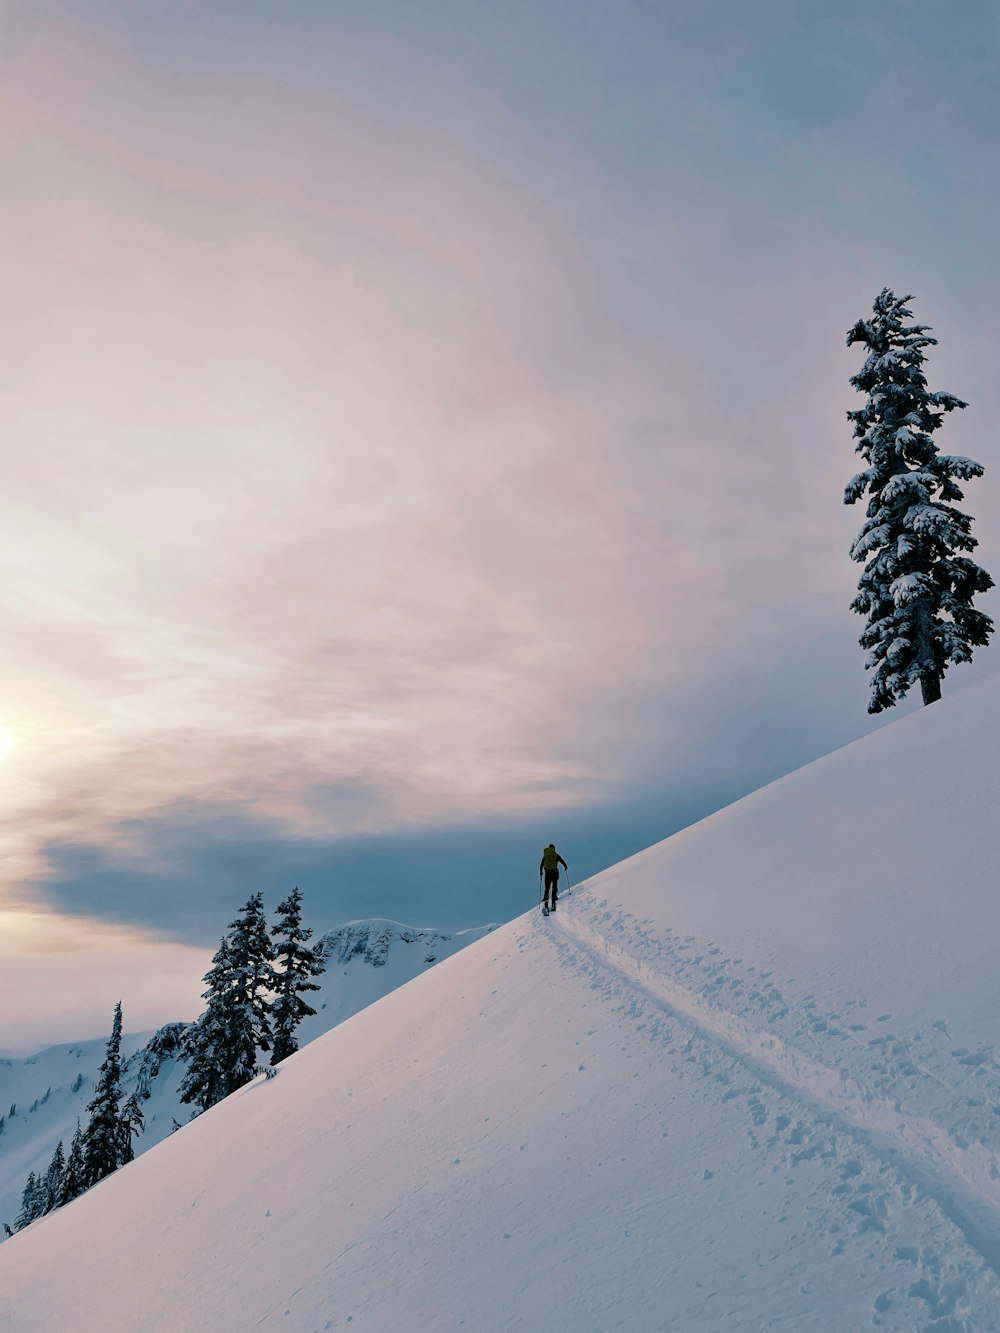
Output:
[4, 676, 1000, 1329]
[0, 921, 494, 1233]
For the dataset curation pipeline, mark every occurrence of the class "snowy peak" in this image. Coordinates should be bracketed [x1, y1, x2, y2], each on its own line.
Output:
[317, 919, 494, 969]
[297, 918, 496, 1045]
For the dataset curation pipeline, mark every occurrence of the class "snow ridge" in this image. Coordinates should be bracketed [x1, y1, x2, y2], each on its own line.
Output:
[317, 920, 483, 969]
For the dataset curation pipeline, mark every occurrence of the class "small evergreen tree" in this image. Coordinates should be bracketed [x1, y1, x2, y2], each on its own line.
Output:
[81, 1001, 128, 1189]
[228, 891, 276, 1070]
[13, 1172, 37, 1230]
[13, 1172, 45, 1231]
[42, 1140, 65, 1214]
[180, 893, 277, 1112]
[120, 1093, 145, 1165]
[179, 937, 237, 1113]
[57, 1122, 86, 1207]
[270, 887, 326, 1065]
[845, 289, 994, 711]
[31, 1171, 47, 1217]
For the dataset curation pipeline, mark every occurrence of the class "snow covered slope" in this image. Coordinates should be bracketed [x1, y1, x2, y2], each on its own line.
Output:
[4, 676, 1000, 1330]
[0, 921, 493, 1233]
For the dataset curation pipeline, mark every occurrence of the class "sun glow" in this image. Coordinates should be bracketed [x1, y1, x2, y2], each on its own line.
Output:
[0, 726, 13, 763]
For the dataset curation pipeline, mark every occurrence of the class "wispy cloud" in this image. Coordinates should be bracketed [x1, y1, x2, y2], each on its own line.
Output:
[2, 2, 998, 972]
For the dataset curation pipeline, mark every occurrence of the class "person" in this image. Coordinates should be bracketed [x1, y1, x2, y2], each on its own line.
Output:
[539, 843, 568, 913]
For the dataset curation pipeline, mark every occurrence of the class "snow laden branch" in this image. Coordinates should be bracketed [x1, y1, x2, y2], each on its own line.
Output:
[844, 288, 993, 712]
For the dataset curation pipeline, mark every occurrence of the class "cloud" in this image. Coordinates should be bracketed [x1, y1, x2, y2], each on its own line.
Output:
[0, 941, 210, 1049]
[0, 50, 745, 914]
[2, 1, 998, 960]
[32, 778, 757, 945]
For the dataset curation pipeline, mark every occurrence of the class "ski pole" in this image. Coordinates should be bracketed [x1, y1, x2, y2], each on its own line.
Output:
[538, 869, 544, 909]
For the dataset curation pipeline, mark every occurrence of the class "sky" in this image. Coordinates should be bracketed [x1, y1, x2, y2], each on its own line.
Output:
[2, 0, 999, 1046]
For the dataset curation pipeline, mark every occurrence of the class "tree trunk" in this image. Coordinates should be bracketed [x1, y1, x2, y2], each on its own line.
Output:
[915, 599, 940, 706]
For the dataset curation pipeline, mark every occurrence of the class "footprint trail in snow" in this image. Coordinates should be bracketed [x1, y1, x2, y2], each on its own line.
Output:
[537, 892, 1000, 1332]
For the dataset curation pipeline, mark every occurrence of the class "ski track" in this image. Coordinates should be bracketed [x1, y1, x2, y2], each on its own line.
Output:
[541, 893, 1000, 1331]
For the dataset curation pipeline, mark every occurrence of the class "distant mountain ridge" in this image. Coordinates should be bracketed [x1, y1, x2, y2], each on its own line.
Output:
[317, 919, 481, 967]
[0, 918, 495, 1234]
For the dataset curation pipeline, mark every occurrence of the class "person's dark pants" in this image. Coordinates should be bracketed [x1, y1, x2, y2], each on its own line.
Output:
[544, 869, 559, 907]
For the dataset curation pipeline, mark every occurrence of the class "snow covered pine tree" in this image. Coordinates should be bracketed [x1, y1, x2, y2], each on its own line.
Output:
[12, 1172, 44, 1232]
[270, 887, 325, 1066]
[56, 1122, 86, 1207]
[178, 937, 238, 1113]
[119, 1093, 145, 1165]
[82, 1004, 122, 1185]
[81, 1001, 137, 1189]
[845, 289, 993, 711]
[41, 1140, 65, 1214]
[180, 893, 277, 1113]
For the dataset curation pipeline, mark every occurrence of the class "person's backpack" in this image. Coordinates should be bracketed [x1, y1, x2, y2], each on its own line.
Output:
[541, 845, 560, 870]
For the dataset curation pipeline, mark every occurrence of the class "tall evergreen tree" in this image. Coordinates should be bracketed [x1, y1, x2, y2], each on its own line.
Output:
[81, 1001, 128, 1189]
[180, 893, 276, 1112]
[270, 887, 325, 1065]
[56, 1121, 86, 1207]
[845, 289, 993, 711]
